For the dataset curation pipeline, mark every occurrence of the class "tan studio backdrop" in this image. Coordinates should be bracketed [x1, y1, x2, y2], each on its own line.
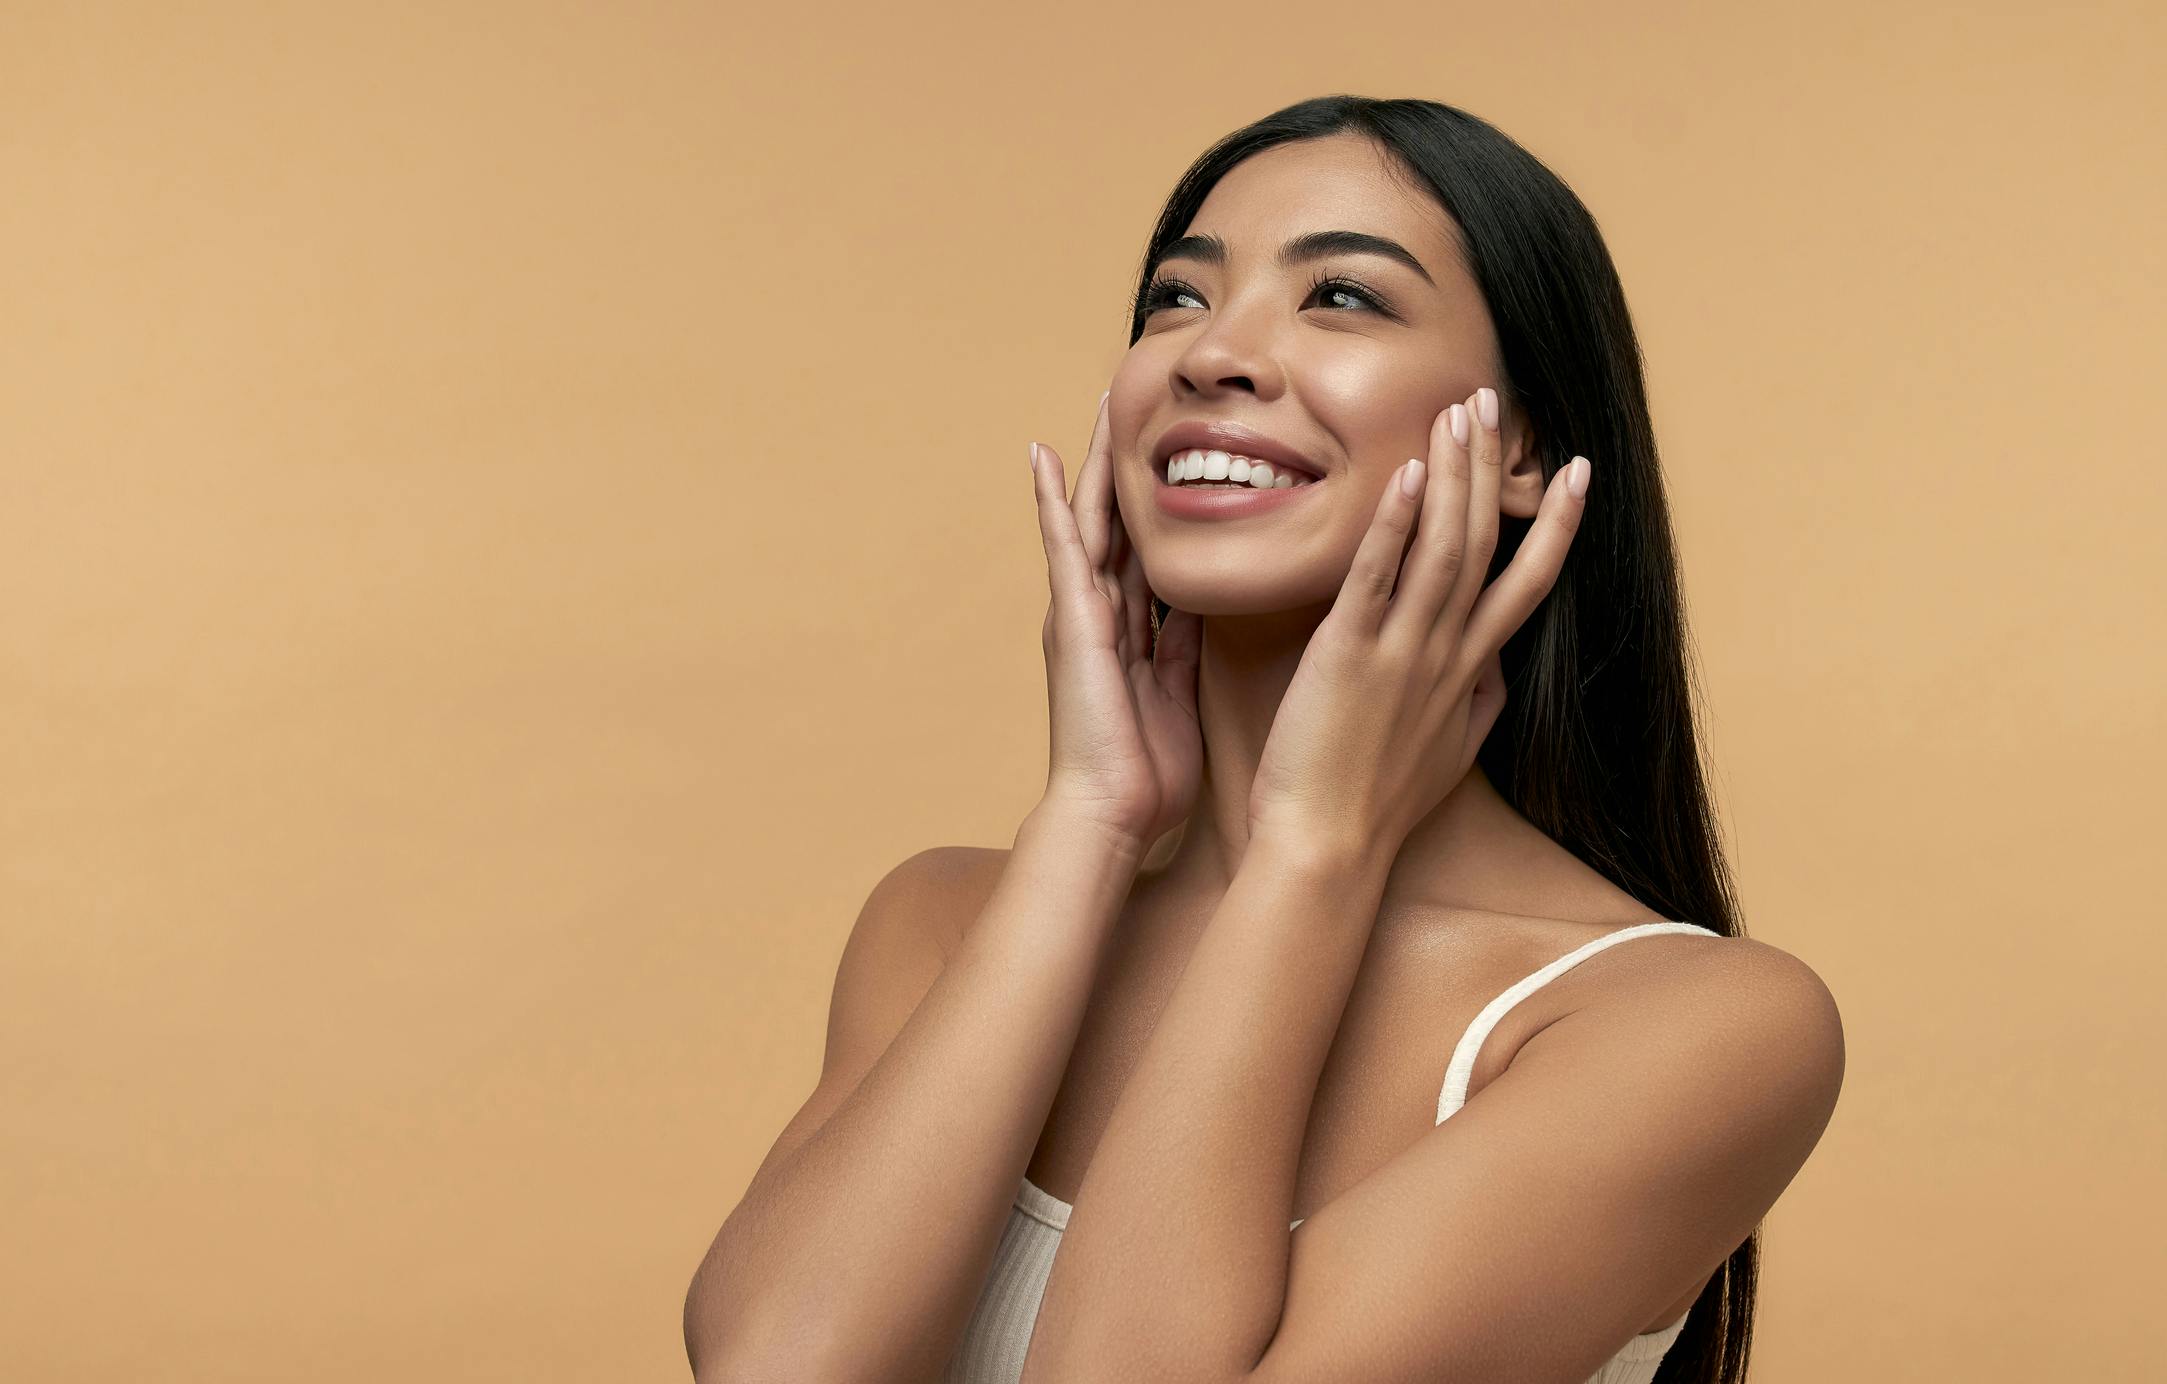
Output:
[3, 2, 2162, 1380]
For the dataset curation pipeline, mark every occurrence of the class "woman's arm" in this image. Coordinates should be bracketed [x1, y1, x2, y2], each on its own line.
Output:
[1021, 826, 1841, 1384]
[684, 800, 1144, 1384]
[1021, 832, 1388, 1381]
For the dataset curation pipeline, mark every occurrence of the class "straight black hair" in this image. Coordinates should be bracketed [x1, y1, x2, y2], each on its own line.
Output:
[1133, 95, 1756, 1384]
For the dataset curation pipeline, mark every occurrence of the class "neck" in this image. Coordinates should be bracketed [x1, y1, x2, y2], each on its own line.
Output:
[1147, 608, 1536, 911]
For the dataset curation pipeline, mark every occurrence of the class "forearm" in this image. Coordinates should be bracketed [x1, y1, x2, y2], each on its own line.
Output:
[693, 804, 1142, 1384]
[1023, 836, 1392, 1382]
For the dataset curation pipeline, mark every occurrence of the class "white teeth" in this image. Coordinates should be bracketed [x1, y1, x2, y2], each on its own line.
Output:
[1163, 447, 1317, 490]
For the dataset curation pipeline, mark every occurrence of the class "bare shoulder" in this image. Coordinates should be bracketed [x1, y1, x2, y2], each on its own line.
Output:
[1608, 934, 1848, 1250]
[819, 840, 1024, 1085]
[1594, 931, 1848, 1142]
[1701, 936, 1846, 1092]
[818, 844, 998, 1065]
[1563, 924, 1843, 1064]
[1651, 933, 1841, 1048]
[867, 843, 1011, 963]
[746, 843, 1010, 1180]
[1695, 932, 1842, 1013]
[1446, 909, 1846, 1174]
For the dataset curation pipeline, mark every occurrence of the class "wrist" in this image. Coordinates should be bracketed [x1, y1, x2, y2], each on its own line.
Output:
[1245, 818, 1395, 887]
[1022, 797, 1151, 868]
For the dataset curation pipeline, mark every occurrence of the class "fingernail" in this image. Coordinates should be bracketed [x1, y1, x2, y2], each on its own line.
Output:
[1028, 441, 1041, 472]
[1100, 390, 1110, 406]
[1567, 456, 1590, 498]
[1476, 388, 1499, 430]
[1448, 403, 1469, 447]
[1400, 459, 1426, 498]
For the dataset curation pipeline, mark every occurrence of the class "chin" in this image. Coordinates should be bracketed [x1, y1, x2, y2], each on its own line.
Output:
[1141, 581, 1336, 619]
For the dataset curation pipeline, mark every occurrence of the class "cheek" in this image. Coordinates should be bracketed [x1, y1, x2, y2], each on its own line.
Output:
[1107, 351, 1161, 423]
[1299, 349, 1451, 476]
[1299, 347, 1398, 407]
[1119, 476, 1168, 555]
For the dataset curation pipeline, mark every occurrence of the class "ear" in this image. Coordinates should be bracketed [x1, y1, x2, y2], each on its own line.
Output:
[1498, 412, 1547, 520]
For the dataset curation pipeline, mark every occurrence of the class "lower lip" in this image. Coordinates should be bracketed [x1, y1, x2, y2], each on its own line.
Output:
[1153, 475, 1326, 520]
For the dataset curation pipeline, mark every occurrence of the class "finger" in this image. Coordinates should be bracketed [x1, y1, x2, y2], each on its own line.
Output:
[1464, 455, 1591, 656]
[1070, 391, 1116, 571]
[1101, 504, 1135, 656]
[1382, 398, 1471, 637]
[1453, 389, 1503, 627]
[1337, 457, 1427, 634]
[1029, 440, 1097, 622]
[1112, 511, 1153, 662]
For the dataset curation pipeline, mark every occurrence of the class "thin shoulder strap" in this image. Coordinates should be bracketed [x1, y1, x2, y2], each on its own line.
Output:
[1434, 921, 1722, 1125]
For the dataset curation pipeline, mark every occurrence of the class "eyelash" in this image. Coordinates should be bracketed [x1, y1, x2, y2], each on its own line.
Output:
[1137, 270, 1393, 319]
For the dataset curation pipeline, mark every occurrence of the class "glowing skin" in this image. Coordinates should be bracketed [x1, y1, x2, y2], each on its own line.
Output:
[1104, 132, 1554, 890]
[1110, 132, 1549, 625]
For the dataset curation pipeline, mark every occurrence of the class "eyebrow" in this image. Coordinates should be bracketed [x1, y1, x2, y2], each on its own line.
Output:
[1152, 229, 1437, 287]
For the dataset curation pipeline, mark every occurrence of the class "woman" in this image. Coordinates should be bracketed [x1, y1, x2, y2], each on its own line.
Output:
[685, 96, 1844, 1384]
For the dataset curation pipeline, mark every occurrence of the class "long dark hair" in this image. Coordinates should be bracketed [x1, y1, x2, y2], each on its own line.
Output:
[1133, 96, 1756, 1384]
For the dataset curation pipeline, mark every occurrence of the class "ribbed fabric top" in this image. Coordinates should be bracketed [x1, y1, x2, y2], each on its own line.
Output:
[943, 920, 1722, 1384]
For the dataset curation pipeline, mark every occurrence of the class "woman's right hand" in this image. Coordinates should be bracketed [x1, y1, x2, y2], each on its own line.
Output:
[1028, 391, 1204, 854]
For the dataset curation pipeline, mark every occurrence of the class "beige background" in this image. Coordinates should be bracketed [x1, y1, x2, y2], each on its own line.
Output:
[4, 2, 2162, 1379]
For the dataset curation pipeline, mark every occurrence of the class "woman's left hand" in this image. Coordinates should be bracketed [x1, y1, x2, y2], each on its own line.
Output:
[1246, 387, 1591, 867]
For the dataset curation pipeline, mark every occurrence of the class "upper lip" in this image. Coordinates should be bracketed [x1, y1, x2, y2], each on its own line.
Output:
[1150, 421, 1327, 481]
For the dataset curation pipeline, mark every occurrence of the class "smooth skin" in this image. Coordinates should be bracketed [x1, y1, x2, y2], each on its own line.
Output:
[684, 132, 1843, 1384]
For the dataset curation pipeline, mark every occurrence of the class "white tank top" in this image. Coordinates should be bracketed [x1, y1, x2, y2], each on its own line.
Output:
[943, 920, 1722, 1384]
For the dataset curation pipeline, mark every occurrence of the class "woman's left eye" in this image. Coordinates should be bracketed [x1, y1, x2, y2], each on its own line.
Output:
[1136, 273, 1394, 319]
[1311, 276, 1385, 312]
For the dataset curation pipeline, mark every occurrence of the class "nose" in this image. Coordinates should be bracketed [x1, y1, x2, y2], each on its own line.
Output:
[1167, 297, 1287, 401]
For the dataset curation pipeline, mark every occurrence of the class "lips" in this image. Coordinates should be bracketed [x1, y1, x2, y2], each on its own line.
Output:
[1149, 421, 1326, 481]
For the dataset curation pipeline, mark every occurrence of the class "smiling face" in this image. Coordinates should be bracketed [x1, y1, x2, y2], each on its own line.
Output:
[1110, 132, 1544, 617]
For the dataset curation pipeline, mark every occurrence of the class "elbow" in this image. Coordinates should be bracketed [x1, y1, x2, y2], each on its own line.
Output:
[682, 1254, 728, 1382]
[683, 1250, 770, 1384]
[687, 1331, 861, 1384]
[684, 1257, 860, 1384]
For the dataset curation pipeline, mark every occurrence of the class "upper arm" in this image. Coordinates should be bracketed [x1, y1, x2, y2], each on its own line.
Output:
[757, 845, 1004, 1176]
[1252, 939, 1845, 1384]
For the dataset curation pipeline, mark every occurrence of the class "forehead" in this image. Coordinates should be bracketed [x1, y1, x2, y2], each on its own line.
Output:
[1181, 133, 1464, 283]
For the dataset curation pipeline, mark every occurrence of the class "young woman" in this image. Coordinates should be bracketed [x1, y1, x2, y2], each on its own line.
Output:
[685, 96, 1844, 1384]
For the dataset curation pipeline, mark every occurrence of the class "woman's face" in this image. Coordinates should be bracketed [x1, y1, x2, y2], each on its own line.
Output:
[1110, 132, 1541, 619]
